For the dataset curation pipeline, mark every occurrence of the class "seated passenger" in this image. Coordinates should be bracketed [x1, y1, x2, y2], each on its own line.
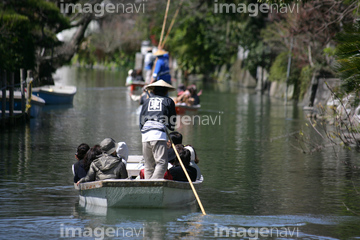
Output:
[135, 69, 145, 82]
[116, 142, 129, 165]
[126, 69, 135, 86]
[176, 85, 200, 106]
[77, 138, 128, 184]
[184, 145, 201, 180]
[166, 131, 201, 180]
[72, 143, 90, 183]
[83, 144, 102, 172]
[167, 131, 183, 148]
[177, 84, 186, 96]
[188, 85, 200, 105]
[169, 145, 197, 182]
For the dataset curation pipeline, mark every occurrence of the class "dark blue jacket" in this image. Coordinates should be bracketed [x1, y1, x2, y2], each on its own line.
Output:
[73, 160, 87, 183]
[139, 94, 176, 131]
[169, 165, 197, 182]
[153, 54, 171, 84]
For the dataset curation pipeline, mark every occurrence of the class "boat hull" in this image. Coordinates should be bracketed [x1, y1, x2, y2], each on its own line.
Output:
[0, 91, 45, 118]
[175, 104, 200, 115]
[77, 179, 202, 208]
[32, 85, 76, 105]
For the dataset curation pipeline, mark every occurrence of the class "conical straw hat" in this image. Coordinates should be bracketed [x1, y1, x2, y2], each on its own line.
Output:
[145, 80, 175, 91]
[153, 49, 168, 56]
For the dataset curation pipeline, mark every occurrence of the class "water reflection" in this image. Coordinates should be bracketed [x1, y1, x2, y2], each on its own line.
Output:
[72, 204, 201, 239]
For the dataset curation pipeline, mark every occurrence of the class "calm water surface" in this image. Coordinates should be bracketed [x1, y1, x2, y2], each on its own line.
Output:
[0, 67, 360, 239]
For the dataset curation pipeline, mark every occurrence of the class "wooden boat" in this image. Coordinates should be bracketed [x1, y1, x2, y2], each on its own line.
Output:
[0, 90, 45, 118]
[125, 80, 147, 88]
[75, 155, 203, 208]
[32, 85, 76, 104]
[126, 81, 146, 98]
[175, 103, 200, 115]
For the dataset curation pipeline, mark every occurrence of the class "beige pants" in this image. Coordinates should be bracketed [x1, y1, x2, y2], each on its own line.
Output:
[142, 141, 168, 179]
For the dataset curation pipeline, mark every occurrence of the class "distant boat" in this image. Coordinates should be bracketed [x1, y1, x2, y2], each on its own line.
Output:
[175, 103, 200, 115]
[32, 85, 76, 105]
[0, 91, 45, 118]
[75, 155, 203, 208]
[125, 80, 147, 88]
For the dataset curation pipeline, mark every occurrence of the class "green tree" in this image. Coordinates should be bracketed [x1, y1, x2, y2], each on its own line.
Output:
[335, 23, 360, 94]
[162, 0, 267, 79]
[261, 0, 357, 99]
[0, 12, 34, 71]
[1, 0, 70, 76]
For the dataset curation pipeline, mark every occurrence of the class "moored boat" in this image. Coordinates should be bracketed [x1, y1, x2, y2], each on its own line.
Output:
[0, 90, 45, 118]
[75, 155, 203, 208]
[32, 85, 76, 104]
[175, 103, 200, 115]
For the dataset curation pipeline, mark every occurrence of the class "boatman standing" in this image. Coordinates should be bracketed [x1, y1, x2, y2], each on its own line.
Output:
[139, 80, 177, 179]
[151, 49, 171, 85]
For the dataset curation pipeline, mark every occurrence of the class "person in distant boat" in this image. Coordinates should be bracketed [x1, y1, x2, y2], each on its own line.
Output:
[72, 143, 90, 183]
[151, 49, 171, 85]
[135, 69, 144, 82]
[189, 85, 200, 105]
[144, 47, 154, 84]
[177, 84, 186, 96]
[139, 80, 177, 179]
[126, 69, 135, 86]
[176, 85, 200, 106]
[168, 144, 197, 182]
[77, 138, 128, 184]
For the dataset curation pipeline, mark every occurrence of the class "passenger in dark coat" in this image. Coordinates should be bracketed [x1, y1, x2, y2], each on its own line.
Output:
[72, 143, 90, 183]
[77, 138, 128, 184]
[169, 144, 197, 182]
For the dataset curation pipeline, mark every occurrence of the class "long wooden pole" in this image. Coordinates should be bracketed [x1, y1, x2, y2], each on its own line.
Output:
[166, 130, 206, 215]
[158, 0, 171, 49]
[161, 0, 184, 49]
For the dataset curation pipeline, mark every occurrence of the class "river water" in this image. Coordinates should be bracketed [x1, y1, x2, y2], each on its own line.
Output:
[0, 66, 360, 239]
